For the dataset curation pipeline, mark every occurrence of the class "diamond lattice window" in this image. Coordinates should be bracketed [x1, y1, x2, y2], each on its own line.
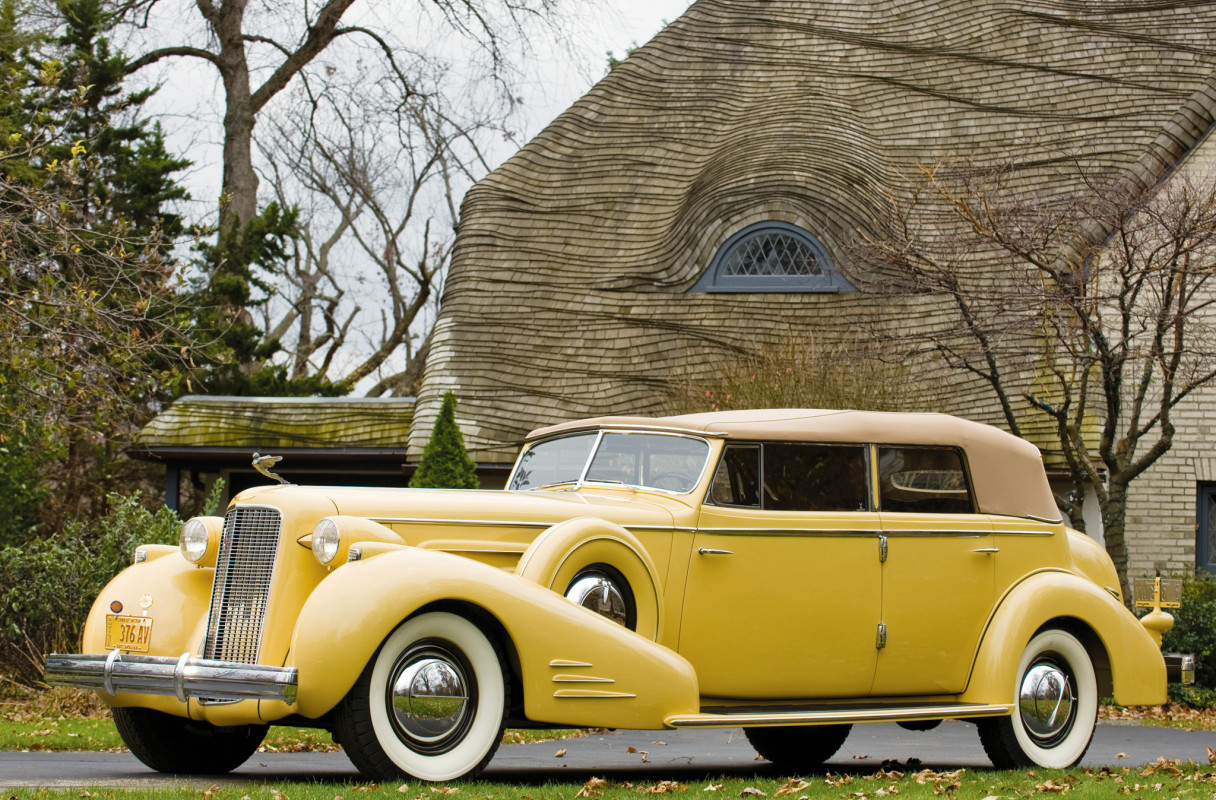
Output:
[691, 222, 853, 293]
[721, 233, 823, 278]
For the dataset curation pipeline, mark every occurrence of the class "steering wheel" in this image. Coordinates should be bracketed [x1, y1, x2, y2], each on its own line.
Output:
[648, 472, 696, 491]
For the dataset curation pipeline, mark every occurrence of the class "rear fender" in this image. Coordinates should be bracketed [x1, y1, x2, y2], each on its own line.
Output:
[959, 570, 1166, 707]
[289, 548, 698, 727]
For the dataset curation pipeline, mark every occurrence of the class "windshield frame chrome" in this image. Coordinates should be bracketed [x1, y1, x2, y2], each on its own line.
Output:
[508, 429, 714, 496]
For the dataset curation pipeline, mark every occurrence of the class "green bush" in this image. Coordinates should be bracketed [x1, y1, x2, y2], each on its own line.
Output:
[0, 425, 60, 548]
[0, 483, 225, 686]
[409, 392, 479, 489]
[1161, 570, 1216, 695]
[1167, 683, 1216, 709]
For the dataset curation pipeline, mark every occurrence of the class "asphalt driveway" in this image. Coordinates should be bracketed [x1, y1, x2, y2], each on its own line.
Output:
[2, 721, 1214, 789]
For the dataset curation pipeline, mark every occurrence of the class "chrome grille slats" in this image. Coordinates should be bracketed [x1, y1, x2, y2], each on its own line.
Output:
[203, 506, 281, 663]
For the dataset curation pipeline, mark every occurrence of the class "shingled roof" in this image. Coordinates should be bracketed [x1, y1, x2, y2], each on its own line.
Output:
[135, 396, 413, 458]
[411, 0, 1216, 463]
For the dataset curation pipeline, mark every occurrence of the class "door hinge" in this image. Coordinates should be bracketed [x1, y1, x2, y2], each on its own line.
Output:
[878, 534, 888, 563]
[876, 622, 887, 650]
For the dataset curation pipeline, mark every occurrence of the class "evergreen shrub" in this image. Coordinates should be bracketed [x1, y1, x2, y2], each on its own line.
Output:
[409, 392, 479, 489]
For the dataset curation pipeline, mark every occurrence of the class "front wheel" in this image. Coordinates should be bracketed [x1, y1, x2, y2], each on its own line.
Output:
[745, 724, 852, 771]
[333, 611, 508, 781]
[977, 628, 1097, 769]
[112, 706, 266, 774]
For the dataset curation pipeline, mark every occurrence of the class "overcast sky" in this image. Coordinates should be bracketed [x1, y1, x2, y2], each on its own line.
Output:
[122, 0, 695, 386]
[134, 1, 696, 218]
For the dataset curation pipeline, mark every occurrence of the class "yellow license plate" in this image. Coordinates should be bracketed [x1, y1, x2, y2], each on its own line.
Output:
[104, 614, 153, 653]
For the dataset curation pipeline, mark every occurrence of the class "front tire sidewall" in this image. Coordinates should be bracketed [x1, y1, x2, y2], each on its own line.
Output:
[367, 612, 505, 781]
[1009, 630, 1097, 769]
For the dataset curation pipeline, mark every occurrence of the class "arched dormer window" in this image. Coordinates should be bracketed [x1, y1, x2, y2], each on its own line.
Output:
[691, 222, 854, 293]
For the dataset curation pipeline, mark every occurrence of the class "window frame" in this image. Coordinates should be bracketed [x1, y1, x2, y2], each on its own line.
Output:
[707, 441, 873, 512]
[691, 221, 854, 294]
[874, 444, 978, 515]
[1198, 483, 1216, 575]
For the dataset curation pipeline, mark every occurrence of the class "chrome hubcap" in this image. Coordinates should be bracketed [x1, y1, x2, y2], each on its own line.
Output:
[566, 573, 628, 626]
[1019, 660, 1074, 743]
[390, 652, 470, 744]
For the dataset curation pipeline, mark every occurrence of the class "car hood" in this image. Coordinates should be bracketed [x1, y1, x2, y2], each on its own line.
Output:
[230, 483, 685, 533]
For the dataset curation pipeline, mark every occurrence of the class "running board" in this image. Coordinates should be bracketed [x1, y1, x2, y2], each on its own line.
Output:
[665, 703, 1012, 728]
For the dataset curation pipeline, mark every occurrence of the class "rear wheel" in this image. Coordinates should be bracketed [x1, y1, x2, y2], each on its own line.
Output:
[112, 706, 266, 774]
[977, 629, 1097, 769]
[334, 611, 508, 781]
[745, 724, 852, 770]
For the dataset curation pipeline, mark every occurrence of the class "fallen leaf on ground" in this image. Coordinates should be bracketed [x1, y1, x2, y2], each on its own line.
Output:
[1116, 753, 1128, 759]
[740, 789, 766, 798]
[576, 778, 609, 798]
[554, 749, 566, 758]
[639, 781, 686, 794]
[1034, 779, 1069, 793]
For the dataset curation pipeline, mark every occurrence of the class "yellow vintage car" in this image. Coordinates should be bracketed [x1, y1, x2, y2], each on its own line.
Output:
[47, 409, 1169, 779]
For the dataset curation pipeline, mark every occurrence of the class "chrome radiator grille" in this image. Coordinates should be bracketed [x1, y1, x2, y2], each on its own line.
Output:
[202, 506, 281, 663]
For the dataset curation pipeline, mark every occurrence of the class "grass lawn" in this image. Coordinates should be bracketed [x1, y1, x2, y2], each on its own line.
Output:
[5, 764, 1216, 800]
[4, 690, 1216, 799]
[0, 687, 585, 753]
[0, 715, 583, 753]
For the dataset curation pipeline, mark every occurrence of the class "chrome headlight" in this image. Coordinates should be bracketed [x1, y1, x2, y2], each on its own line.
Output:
[180, 517, 221, 566]
[312, 518, 342, 565]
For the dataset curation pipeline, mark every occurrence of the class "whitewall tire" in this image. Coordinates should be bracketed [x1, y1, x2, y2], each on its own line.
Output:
[334, 612, 507, 781]
[978, 629, 1097, 769]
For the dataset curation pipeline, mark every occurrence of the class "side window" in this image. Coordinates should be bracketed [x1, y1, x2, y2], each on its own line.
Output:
[710, 445, 760, 506]
[709, 443, 869, 511]
[877, 447, 974, 514]
[763, 444, 869, 511]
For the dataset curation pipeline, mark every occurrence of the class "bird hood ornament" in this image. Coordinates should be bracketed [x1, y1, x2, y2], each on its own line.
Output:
[252, 452, 289, 485]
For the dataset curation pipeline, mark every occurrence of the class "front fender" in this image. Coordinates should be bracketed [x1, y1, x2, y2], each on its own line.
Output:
[959, 570, 1166, 707]
[79, 551, 214, 716]
[289, 548, 699, 727]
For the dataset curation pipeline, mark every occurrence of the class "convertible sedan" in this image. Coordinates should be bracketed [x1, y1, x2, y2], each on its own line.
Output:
[47, 409, 1169, 779]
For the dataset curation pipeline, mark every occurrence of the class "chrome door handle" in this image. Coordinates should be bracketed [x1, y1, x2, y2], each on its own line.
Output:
[973, 547, 999, 554]
[698, 548, 734, 556]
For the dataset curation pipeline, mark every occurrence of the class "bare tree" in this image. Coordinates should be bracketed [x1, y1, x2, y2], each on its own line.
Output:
[858, 159, 1216, 602]
[253, 53, 502, 394]
[118, 0, 559, 231]
[109, 0, 565, 392]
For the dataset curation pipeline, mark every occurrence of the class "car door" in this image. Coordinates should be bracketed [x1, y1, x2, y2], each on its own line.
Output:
[679, 442, 882, 700]
[870, 445, 995, 697]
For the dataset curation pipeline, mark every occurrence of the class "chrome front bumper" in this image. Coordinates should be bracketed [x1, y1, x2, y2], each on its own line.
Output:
[44, 652, 298, 704]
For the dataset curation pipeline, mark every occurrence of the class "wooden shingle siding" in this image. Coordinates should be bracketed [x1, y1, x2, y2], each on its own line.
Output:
[412, 0, 1216, 464]
[139, 396, 414, 449]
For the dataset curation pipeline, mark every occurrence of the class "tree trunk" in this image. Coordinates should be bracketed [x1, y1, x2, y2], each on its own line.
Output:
[210, 0, 258, 230]
[1101, 482, 1135, 607]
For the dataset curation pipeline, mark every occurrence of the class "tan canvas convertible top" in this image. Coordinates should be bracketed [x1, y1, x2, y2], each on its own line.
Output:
[528, 409, 1061, 522]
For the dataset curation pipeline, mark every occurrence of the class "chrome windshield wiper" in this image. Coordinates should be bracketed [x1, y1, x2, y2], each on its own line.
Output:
[531, 480, 578, 490]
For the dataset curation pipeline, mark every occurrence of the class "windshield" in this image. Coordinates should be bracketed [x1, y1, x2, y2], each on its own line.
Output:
[509, 431, 711, 493]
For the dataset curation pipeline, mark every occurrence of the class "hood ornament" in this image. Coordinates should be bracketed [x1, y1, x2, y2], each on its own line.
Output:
[252, 452, 289, 485]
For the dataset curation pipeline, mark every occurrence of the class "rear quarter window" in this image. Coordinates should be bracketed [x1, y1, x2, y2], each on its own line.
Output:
[877, 446, 974, 514]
